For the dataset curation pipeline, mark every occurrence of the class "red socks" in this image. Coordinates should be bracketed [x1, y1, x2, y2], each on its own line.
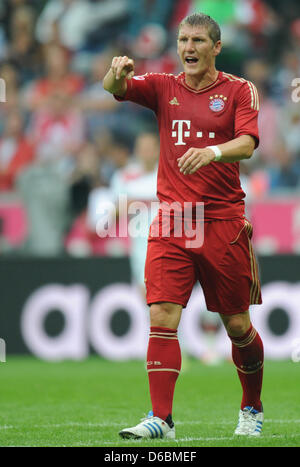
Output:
[146, 323, 263, 419]
[229, 324, 264, 411]
[146, 326, 181, 421]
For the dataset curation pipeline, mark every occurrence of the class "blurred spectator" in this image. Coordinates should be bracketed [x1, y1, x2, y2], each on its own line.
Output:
[265, 0, 300, 23]
[254, 90, 280, 167]
[36, 0, 91, 51]
[240, 163, 270, 202]
[69, 141, 104, 219]
[126, 0, 177, 40]
[169, 0, 192, 30]
[65, 141, 109, 257]
[6, 4, 42, 83]
[132, 25, 179, 75]
[125, 0, 181, 74]
[109, 134, 133, 173]
[16, 161, 70, 256]
[0, 109, 35, 190]
[243, 57, 271, 90]
[268, 145, 300, 191]
[35, 0, 129, 52]
[243, 59, 281, 167]
[279, 104, 300, 159]
[93, 130, 133, 184]
[27, 90, 85, 175]
[15, 84, 85, 256]
[23, 44, 84, 112]
[92, 128, 116, 184]
[236, 0, 280, 55]
[289, 17, 300, 52]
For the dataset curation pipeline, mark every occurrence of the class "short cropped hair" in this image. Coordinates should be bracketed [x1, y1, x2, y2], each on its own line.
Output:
[178, 13, 221, 44]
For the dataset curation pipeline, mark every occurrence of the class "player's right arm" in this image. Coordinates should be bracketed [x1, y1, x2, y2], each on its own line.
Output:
[103, 56, 135, 97]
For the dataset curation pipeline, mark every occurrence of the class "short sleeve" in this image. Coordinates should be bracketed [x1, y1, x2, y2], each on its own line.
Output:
[114, 73, 160, 112]
[234, 81, 260, 148]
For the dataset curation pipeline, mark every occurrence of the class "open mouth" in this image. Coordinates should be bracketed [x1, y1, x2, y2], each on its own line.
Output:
[185, 56, 199, 64]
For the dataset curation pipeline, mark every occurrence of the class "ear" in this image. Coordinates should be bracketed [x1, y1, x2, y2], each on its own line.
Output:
[176, 38, 180, 56]
[213, 40, 222, 57]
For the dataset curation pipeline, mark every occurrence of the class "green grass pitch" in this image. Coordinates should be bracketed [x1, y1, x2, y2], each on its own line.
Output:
[0, 356, 299, 447]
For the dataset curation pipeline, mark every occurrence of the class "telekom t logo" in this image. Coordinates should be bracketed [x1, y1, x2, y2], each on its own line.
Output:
[172, 120, 215, 145]
[172, 120, 190, 145]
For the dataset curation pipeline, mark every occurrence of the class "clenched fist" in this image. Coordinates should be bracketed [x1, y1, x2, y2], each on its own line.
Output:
[111, 56, 135, 80]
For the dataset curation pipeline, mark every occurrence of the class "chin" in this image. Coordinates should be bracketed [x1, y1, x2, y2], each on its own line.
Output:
[184, 67, 201, 76]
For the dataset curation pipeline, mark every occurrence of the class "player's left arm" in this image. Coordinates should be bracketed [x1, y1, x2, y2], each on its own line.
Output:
[177, 135, 255, 175]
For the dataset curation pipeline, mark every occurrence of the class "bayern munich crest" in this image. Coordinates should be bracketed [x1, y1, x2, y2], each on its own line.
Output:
[209, 94, 227, 112]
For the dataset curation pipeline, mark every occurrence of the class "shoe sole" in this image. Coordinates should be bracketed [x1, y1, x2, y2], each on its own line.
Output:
[119, 430, 175, 440]
[119, 430, 142, 440]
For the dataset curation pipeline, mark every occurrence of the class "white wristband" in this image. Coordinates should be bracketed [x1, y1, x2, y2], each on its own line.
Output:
[208, 145, 222, 161]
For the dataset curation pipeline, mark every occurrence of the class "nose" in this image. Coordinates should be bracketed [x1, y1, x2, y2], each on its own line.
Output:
[186, 38, 195, 51]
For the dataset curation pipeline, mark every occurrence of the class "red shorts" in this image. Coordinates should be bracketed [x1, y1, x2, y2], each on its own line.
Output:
[144, 214, 262, 315]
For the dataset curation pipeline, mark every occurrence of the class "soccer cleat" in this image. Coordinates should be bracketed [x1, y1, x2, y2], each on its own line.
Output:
[234, 405, 264, 436]
[119, 413, 175, 440]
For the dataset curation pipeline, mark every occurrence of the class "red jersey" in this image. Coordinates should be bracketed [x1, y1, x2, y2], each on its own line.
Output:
[115, 71, 259, 219]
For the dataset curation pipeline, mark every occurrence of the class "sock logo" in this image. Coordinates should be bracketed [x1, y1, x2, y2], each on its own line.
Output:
[240, 360, 263, 373]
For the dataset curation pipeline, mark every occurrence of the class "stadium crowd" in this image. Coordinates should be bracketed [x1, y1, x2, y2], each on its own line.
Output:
[0, 0, 299, 256]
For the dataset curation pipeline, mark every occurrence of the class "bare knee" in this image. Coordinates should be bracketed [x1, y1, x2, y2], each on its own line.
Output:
[150, 302, 182, 329]
[221, 311, 250, 337]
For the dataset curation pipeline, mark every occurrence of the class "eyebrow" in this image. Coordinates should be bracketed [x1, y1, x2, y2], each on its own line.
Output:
[178, 33, 207, 39]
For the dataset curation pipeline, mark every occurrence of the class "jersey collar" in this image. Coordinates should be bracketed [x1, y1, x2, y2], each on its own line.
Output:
[177, 71, 222, 93]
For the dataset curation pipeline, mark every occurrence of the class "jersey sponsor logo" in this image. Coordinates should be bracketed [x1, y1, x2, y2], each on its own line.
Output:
[169, 96, 180, 105]
[171, 120, 216, 145]
[209, 94, 227, 112]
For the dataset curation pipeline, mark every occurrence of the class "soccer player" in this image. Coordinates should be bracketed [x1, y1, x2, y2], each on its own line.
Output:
[110, 131, 159, 298]
[103, 13, 264, 439]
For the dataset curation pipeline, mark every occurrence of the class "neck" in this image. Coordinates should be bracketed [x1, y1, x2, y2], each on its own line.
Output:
[184, 67, 218, 91]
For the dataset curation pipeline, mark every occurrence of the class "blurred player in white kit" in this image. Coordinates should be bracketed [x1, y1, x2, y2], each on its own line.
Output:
[110, 131, 159, 297]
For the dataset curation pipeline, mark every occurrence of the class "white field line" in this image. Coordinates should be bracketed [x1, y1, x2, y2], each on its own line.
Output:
[177, 434, 298, 442]
[0, 419, 300, 431]
[177, 419, 300, 425]
[100, 434, 300, 446]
